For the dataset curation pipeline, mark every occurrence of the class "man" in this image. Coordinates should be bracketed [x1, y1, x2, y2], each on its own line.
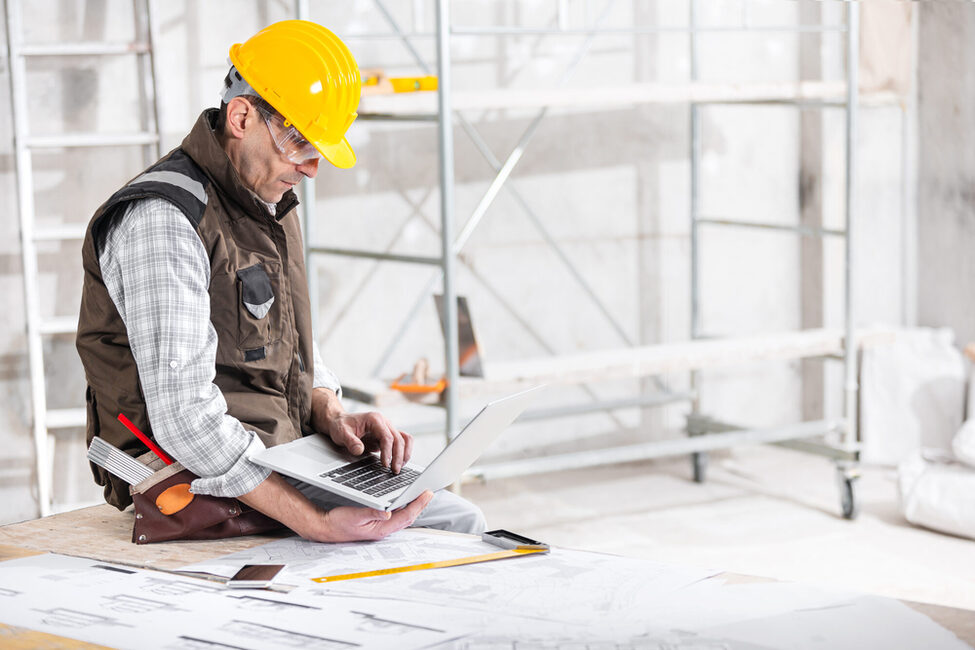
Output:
[76, 20, 485, 542]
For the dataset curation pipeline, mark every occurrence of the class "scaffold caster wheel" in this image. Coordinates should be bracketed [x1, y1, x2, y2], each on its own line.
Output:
[838, 470, 860, 520]
[692, 452, 708, 483]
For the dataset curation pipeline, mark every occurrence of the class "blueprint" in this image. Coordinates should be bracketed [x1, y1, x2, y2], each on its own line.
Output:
[176, 531, 971, 649]
[0, 552, 459, 649]
[1, 536, 969, 649]
[179, 529, 507, 583]
[180, 529, 718, 605]
[696, 590, 970, 650]
[297, 545, 719, 624]
[414, 587, 971, 650]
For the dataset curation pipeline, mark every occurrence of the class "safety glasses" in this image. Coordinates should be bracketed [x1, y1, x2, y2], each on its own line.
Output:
[255, 100, 320, 165]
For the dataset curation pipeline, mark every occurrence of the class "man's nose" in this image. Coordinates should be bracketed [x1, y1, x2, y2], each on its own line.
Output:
[297, 157, 320, 179]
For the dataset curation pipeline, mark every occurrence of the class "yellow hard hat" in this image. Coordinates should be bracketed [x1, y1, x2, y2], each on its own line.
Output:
[229, 20, 361, 169]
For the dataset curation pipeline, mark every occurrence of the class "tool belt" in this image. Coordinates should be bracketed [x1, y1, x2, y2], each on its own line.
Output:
[129, 453, 282, 545]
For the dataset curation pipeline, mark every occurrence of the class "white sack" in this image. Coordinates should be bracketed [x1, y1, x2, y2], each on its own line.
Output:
[860, 328, 965, 465]
[898, 452, 975, 540]
[967, 359, 975, 420]
[953, 419, 975, 468]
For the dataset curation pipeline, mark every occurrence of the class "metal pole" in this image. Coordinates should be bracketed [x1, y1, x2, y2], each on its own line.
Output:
[447, 24, 848, 36]
[430, 0, 620, 257]
[412, 0, 425, 33]
[5, 0, 52, 516]
[335, 24, 850, 39]
[472, 419, 839, 481]
[369, 0, 619, 376]
[688, 0, 707, 481]
[842, 1, 859, 451]
[689, 0, 702, 410]
[459, 122, 637, 347]
[140, 0, 162, 163]
[302, 162, 320, 334]
[557, 0, 570, 31]
[318, 189, 434, 348]
[374, 0, 433, 74]
[294, 0, 320, 334]
[435, 0, 459, 447]
[308, 247, 442, 266]
[902, 3, 919, 328]
[900, 100, 910, 327]
[696, 218, 846, 238]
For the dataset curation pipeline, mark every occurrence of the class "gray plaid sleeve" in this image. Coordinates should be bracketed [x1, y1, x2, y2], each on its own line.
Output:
[100, 198, 271, 497]
[312, 340, 342, 397]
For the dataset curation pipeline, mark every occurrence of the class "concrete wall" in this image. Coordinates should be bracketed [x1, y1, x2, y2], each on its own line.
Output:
[918, 3, 975, 345]
[0, 0, 916, 524]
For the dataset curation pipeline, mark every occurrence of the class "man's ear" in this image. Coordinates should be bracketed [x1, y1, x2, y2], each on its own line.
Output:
[225, 97, 254, 139]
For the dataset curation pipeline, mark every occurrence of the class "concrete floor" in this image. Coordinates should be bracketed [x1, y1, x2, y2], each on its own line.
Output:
[462, 444, 975, 612]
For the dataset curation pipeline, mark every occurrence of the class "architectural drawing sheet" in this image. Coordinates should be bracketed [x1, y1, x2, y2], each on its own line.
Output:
[294, 546, 720, 623]
[0, 538, 968, 649]
[176, 531, 969, 649]
[696, 590, 970, 650]
[179, 529, 510, 582]
[180, 529, 718, 600]
[0, 552, 460, 649]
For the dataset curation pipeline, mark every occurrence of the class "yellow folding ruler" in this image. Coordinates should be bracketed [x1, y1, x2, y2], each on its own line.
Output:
[312, 529, 549, 584]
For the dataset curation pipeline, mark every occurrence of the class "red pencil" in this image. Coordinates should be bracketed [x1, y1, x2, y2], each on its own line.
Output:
[117, 413, 173, 465]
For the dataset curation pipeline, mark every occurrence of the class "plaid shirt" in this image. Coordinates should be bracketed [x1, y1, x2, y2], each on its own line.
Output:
[99, 197, 341, 498]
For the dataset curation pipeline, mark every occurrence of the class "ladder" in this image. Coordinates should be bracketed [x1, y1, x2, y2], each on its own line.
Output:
[4, 0, 162, 516]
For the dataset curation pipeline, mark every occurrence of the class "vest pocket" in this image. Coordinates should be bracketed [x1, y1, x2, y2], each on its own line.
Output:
[236, 263, 277, 352]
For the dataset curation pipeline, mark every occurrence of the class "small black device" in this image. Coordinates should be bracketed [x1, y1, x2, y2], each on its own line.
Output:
[481, 529, 549, 551]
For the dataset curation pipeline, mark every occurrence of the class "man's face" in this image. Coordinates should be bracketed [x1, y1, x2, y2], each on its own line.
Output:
[230, 100, 320, 204]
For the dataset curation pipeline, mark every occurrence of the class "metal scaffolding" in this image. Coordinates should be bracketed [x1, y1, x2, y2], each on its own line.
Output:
[304, 0, 886, 517]
[5, 1, 906, 518]
[7, 0, 162, 516]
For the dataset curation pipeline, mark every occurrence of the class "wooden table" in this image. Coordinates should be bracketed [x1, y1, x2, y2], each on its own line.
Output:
[0, 504, 291, 572]
[2, 505, 973, 647]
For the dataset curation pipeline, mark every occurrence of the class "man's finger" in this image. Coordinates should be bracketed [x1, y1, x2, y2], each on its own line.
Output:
[401, 431, 414, 466]
[388, 429, 405, 473]
[370, 412, 395, 468]
[329, 417, 366, 455]
[376, 414, 409, 473]
[352, 509, 391, 530]
[344, 427, 365, 455]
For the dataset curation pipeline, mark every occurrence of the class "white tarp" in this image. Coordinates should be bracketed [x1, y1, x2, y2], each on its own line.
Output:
[953, 418, 975, 468]
[892, 337, 975, 541]
[860, 328, 966, 466]
[898, 452, 975, 541]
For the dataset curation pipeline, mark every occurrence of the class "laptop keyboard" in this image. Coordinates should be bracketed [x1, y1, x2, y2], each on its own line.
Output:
[319, 456, 421, 496]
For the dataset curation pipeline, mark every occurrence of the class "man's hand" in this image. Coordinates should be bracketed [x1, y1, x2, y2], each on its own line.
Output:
[320, 490, 434, 542]
[311, 388, 413, 473]
[238, 472, 434, 543]
[324, 411, 414, 473]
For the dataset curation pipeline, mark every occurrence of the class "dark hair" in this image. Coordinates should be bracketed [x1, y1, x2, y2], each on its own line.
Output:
[217, 67, 265, 135]
[216, 95, 279, 136]
[215, 100, 230, 135]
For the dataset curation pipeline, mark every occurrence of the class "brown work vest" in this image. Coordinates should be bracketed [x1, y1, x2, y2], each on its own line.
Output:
[76, 109, 315, 510]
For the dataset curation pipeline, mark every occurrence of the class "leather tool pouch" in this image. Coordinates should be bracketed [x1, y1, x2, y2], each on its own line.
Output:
[129, 455, 282, 544]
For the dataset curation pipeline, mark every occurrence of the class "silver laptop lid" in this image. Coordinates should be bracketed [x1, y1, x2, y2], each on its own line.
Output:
[390, 385, 544, 509]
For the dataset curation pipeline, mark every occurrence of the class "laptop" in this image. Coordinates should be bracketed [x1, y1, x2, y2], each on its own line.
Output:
[248, 386, 543, 511]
